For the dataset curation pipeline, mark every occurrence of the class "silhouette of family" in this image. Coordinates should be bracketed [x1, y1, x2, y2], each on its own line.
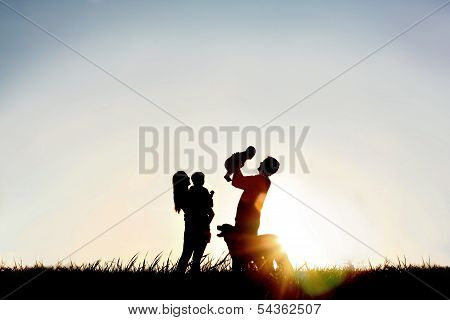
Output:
[172, 147, 286, 273]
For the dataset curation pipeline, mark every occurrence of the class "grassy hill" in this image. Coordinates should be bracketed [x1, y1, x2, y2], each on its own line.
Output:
[1, 256, 448, 299]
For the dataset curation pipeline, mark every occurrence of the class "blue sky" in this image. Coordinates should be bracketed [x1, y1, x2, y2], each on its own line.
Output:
[0, 0, 449, 267]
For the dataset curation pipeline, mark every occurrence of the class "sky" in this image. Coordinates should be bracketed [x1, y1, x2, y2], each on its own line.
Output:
[0, 0, 449, 267]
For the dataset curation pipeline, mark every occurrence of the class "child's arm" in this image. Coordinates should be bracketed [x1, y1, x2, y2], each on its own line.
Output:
[207, 208, 215, 224]
[208, 190, 214, 208]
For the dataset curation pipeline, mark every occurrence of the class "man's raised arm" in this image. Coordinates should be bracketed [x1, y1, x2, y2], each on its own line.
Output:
[232, 167, 251, 190]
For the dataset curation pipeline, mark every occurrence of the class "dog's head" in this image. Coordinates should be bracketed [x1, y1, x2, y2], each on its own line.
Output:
[217, 224, 236, 238]
[217, 224, 243, 254]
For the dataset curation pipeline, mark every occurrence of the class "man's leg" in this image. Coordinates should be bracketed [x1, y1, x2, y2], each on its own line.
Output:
[231, 226, 258, 271]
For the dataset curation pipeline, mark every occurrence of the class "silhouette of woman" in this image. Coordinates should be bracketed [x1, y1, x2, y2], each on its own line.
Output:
[172, 171, 214, 273]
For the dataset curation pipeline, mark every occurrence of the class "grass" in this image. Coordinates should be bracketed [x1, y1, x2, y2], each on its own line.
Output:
[0, 255, 448, 299]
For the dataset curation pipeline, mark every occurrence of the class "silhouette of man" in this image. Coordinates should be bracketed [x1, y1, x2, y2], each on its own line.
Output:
[232, 156, 280, 235]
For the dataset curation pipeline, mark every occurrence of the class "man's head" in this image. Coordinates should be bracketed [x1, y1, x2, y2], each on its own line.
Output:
[258, 157, 280, 177]
[191, 172, 205, 186]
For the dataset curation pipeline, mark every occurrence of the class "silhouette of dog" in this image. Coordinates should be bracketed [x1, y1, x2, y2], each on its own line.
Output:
[217, 224, 293, 274]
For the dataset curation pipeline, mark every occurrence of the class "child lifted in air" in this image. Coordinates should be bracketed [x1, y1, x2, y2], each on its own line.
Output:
[223, 146, 256, 182]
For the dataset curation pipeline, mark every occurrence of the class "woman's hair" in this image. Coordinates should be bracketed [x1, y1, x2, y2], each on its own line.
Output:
[172, 171, 190, 213]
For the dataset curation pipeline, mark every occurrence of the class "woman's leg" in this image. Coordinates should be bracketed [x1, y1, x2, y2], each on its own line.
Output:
[191, 240, 208, 273]
[177, 232, 195, 273]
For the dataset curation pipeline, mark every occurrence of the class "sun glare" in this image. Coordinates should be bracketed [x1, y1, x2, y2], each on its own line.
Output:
[260, 183, 331, 267]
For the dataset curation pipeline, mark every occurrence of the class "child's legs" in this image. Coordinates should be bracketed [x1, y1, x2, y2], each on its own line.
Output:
[224, 171, 233, 181]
